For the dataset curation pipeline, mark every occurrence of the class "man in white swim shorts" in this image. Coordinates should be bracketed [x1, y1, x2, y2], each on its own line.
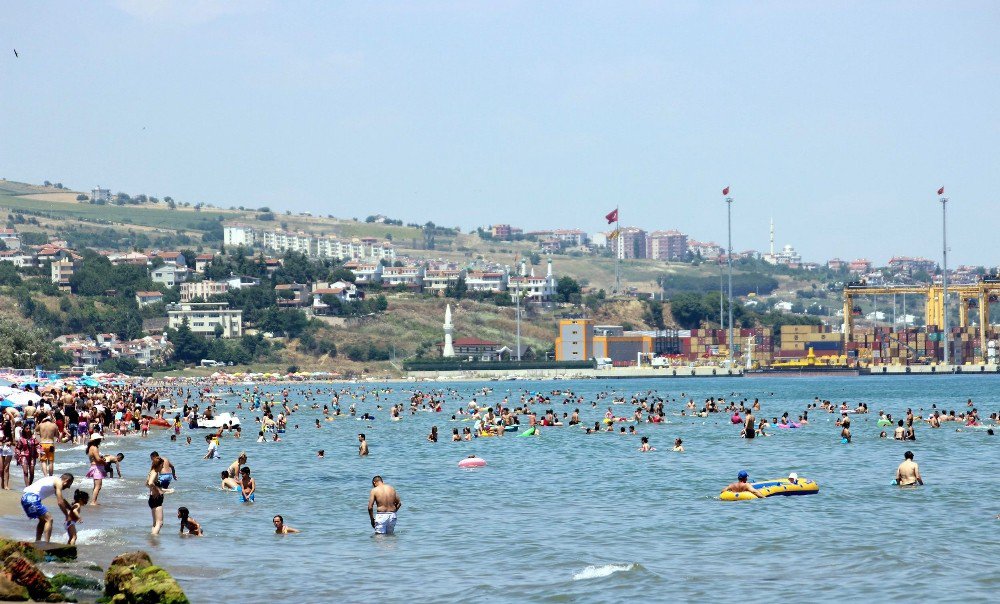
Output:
[367, 475, 401, 535]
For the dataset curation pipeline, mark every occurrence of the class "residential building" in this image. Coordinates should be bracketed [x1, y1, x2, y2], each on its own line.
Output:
[848, 259, 873, 274]
[167, 302, 243, 338]
[550, 229, 588, 247]
[51, 258, 78, 287]
[223, 224, 256, 247]
[275, 283, 311, 307]
[107, 251, 150, 266]
[614, 227, 648, 259]
[260, 230, 313, 256]
[224, 223, 396, 262]
[155, 251, 187, 267]
[466, 271, 507, 293]
[0, 228, 20, 251]
[180, 280, 229, 302]
[887, 256, 937, 275]
[381, 266, 425, 289]
[687, 240, 722, 261]
[555, 318, 595, 362]
[311, 281, 359, 313]
[491, 224, 512, 239]
[827, 258, 846, 271]
[0, 249, 35, 267]
[91, 187, 111, 203]
[346, 262, 383, 285]
[194, 253, 216, 273]
[423, 269, 465, 295]
[312, 280, 358, 302]
[150, 264, 189, 287]
[135, 291, 164, 307]
[648, 230, 688, 261]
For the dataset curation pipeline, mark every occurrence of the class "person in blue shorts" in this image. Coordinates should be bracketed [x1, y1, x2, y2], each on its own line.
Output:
[21, 474, 74, 542]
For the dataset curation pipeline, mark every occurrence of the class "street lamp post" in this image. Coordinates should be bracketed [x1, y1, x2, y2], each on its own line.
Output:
[939, 188, 949, 366]
[723, 187, 734, 365]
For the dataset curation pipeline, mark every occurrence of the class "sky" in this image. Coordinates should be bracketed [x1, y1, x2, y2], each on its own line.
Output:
[1, 1, 998, 265]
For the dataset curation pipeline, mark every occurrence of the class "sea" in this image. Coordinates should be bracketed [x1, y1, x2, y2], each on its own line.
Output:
[1, 375, 997, 603]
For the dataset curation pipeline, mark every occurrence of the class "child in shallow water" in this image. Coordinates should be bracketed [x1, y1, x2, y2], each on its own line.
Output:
[178, 507, 203, 536]
[66, 489, 90, 545]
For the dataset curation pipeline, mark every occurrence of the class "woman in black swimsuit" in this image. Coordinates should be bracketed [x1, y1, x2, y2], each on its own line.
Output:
[146, 457, 165, 535]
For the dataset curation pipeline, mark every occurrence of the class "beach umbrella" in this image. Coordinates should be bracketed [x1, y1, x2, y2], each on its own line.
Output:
[16, 381, 40, 389]
[78, 378, 101, 388]
[0, 386, 19, 399]
[4, 391, 40, 406]
[0, 400, 17, 409]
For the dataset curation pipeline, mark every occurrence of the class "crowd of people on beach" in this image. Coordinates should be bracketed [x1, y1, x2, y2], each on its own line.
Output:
[4, 379, 997, 545]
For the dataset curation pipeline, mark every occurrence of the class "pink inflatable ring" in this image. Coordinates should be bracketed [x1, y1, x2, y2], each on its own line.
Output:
[458, 457, 487, 468]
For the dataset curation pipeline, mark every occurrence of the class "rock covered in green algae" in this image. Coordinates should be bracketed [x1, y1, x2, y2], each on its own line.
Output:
[49, 573, 102, 592]
[103, 551, 188, 604]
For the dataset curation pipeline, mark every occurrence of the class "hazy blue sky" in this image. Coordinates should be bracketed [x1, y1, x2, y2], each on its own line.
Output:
[2, 1, 997, 265]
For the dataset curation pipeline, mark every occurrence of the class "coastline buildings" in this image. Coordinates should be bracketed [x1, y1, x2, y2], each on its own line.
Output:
[648, 230, 688, 261]
[167, 302, 243, 338]
[223, 223, 395, 263]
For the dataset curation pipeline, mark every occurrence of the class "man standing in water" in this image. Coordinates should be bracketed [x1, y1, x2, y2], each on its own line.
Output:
[895, 451, 924, 486]
[21, 473, 73, 542]
[367, 475, 401, 534]
[36, 415, 59, 477]
[743, 410, 756, 439]
[150, 451, 177, 490]
[358, 434, 369, 456]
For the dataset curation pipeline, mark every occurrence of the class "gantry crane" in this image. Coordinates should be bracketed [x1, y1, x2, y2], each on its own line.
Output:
[843, 277, 1000, 360]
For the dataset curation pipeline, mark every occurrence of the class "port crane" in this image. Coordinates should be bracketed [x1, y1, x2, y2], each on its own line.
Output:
[842, 276, 1000, 359]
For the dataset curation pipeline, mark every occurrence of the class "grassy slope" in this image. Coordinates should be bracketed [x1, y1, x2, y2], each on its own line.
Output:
[0, 193, 232, 232]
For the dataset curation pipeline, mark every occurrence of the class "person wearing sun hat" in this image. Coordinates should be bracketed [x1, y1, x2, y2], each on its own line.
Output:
[85, 432, 105, 505]
[787, 472, 799, 485]
[723, 470, 765, 498]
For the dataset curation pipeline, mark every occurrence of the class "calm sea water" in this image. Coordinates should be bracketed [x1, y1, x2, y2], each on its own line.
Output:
[3, 376, 998, 603]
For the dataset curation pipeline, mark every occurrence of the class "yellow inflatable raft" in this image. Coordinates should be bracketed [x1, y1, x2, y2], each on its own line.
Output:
[719, 478, 819, 501]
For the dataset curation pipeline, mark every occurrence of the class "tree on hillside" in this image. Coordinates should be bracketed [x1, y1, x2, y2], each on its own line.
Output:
[167, 320, 209, 364]
[0, 318, 52, 368]
[669, 292, 712, 329]
[445, 277, 467, 299]
[556, 276, 581, 304]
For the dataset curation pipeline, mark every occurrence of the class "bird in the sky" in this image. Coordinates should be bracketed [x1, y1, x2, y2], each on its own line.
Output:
[13, 48, 18, 58]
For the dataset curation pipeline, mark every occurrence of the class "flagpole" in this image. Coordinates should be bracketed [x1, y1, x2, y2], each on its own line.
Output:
[615, 208, 621, 295]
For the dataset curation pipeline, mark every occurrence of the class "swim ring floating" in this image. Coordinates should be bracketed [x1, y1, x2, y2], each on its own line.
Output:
[719, 477, 819, 501]
[458, 457, 487, 468]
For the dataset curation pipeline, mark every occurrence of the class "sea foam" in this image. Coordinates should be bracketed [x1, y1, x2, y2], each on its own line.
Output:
[572, 563, 637, 581]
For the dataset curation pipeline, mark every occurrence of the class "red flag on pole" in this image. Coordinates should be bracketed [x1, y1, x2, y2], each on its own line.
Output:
[605, 209, 618, 224]
[937, 186, 944, 196]
[722, 186, 730, 196]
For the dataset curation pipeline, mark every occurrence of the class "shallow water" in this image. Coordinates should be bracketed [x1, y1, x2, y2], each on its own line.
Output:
[2, 375, 998, 602]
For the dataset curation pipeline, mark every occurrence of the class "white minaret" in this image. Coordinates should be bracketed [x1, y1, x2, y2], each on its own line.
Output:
[442, 304, 455, 357]
[769, 218, 775, 257]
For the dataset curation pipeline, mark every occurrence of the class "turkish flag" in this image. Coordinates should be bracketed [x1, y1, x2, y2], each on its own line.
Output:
[937, 186, 944, 196]
[722, 186, 730, 196]
[605, 209, 618, 224]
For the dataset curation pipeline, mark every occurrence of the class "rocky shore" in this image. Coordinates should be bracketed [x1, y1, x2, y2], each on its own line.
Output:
[0, 538, 186, 603]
